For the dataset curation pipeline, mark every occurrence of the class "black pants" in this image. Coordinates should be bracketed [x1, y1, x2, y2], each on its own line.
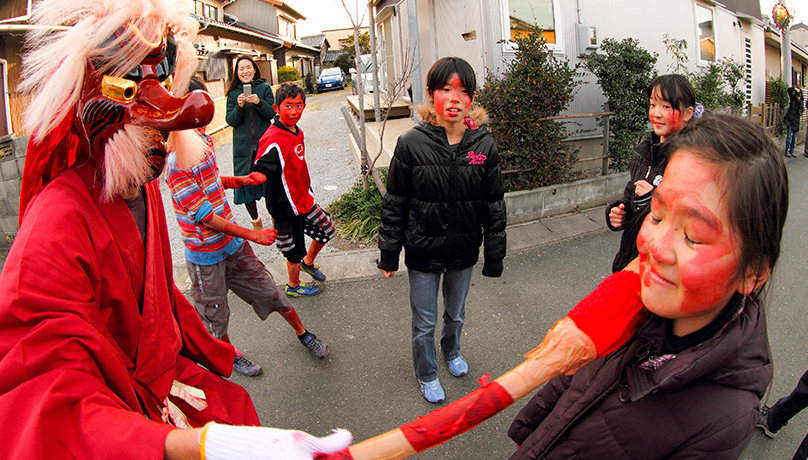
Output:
[769, 368, 808, 460]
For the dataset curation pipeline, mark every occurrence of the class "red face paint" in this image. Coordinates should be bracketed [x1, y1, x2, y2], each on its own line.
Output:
[648, 87, 689, 142]
[430, 73, 472, 128]
[275, 94, 305, 130]
[637, 152, 744, 336]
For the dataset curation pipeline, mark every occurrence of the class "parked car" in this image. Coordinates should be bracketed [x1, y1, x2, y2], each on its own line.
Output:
[317, 67, 346, 92]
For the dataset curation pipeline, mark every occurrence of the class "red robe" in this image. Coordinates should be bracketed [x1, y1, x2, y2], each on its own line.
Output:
[0, 162, 259, 459]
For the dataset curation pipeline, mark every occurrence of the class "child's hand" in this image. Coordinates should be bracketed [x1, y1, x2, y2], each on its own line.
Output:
[609, 204, 626, 229]
[634, 180, 653, 196]
[252, 228, 278, 246]
[248, 172, 267, 185]
[379, 269, 395, 279]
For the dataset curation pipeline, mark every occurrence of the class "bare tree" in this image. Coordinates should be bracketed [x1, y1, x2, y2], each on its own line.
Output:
[338, 1, 417, 196]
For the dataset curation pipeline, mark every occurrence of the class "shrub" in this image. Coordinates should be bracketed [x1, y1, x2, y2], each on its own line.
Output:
[278, 66, 301, 83]
[334, 53, 353, 81]
[768, 77, 789, 136]
[584, 37, 658, 172]
[477, 26, 581, 191]
[328, 168, 388, 242]
[304, 71, 316, 94]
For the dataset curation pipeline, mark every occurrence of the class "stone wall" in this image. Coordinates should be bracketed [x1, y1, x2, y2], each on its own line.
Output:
[0, 135, 26, 249]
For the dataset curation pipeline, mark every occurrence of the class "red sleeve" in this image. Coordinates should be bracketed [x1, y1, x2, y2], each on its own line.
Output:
[0, 208, 173, 459]
[567, 271, 647, 357]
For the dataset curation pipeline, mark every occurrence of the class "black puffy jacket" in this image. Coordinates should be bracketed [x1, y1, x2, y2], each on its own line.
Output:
[605, 132, 672, 272]
[378, 121, 506, 276]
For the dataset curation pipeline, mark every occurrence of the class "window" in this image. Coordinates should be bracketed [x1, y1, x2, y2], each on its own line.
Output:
[194, 1, 217, 20]
[508, 0, 557, 45]
[696, 4, 715, 62]
[278, 17, 297, 40]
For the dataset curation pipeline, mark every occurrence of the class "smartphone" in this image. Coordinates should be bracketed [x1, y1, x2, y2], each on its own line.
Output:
[243, 83, 252, 97]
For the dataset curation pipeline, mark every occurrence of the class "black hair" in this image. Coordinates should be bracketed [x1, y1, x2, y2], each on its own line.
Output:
[670, 115, 788, 296]
[188, 75, 206, 93]
[226, 56, 261, 95]
[425, 57, 476, 98]
[275, 82, 306, 106]
[647, 74, 696, 113]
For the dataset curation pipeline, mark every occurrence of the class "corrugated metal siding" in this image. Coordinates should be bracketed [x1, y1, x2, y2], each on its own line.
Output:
[431, 0, 485, 80]
[224, 2, 278, 34]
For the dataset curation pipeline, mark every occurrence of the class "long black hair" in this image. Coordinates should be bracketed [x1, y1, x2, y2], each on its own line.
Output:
[226, 55, 261, 95]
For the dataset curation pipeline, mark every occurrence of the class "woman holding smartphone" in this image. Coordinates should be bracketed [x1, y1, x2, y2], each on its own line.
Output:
[226, 55, 276, 230]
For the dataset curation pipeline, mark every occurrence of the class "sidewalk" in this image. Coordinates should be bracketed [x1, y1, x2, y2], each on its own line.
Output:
[172, 205, 609, 290]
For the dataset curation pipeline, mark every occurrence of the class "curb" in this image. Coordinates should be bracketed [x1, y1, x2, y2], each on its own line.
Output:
[173, 205, 610, 291]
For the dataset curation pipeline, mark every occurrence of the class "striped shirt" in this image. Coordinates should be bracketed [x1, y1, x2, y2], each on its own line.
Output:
[166, 134, 243, 265]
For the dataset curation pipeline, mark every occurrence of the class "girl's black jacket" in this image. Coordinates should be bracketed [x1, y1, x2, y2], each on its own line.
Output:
[377, 121, 507, 276]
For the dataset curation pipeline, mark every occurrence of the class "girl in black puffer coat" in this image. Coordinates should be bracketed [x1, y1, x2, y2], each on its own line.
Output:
[378, 57, 506, 403]
[606, 75, 696, 272]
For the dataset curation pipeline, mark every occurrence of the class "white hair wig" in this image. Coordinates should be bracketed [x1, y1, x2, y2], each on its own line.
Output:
[20, 0, 199, 142]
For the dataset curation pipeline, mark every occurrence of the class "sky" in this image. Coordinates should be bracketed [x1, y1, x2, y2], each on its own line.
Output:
[288, 0, 369, 36]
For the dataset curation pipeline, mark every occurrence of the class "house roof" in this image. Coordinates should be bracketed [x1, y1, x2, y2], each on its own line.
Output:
[193, 14, 284, 46]
[324, 49, 344, 62]
[301, 34, 327, 49]
[719, 0, 761, 21]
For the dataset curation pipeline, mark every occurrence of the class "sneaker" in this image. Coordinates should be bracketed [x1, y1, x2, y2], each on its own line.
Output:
[233, 355, 263, 377]
[301, 261, 326, 281]
[418, 378, 445, 403]
[301, 333, 330, 358]
[447, 355, 469, 377]
[757, 405, 780, 438]
[285, 282, 321, 297]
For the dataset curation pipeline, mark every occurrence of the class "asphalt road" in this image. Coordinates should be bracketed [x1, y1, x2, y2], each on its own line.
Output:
[219, 150, 808, 459]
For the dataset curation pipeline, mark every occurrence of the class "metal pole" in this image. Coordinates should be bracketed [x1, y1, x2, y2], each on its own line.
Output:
[407, 0, 422, 121]
[368, 1, 381, 121]
[782, 1, 793, 86]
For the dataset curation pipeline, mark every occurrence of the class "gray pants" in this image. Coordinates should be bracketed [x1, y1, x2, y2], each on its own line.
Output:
[186, 241, 291, 339]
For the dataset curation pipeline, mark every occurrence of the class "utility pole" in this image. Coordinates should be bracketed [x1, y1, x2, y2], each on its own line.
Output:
[781, 1, 792, 86]
[368, 0, 381, 121]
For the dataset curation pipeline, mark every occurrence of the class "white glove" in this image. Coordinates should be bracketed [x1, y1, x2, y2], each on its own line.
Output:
[201, 422, 352, 460]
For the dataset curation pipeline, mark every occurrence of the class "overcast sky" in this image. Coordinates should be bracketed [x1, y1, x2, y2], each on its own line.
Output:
[289, 0, 368, 36]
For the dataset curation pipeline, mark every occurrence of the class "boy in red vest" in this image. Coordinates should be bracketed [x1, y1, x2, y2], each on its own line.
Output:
[252, 82, 334, 297]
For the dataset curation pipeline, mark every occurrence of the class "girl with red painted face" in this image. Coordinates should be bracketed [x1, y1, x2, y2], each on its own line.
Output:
[225, 56, 276, 231]
[510, 114, 786, 460]
[606, 74, 697, 273]
[377, 57, 507, 404]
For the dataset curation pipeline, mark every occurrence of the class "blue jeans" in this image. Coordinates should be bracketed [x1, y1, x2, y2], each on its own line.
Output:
[786, 126, 798, 154]
[408, 267, 473, 382]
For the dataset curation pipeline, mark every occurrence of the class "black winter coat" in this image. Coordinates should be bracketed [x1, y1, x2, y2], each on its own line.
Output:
[606, 133, 672, 272]
[378, 122, 507, 276]
[785, 87, 804, 131]
[509, 295, 771, 460]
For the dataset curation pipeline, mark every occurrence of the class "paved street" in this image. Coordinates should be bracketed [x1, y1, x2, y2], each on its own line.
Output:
[219, 143, 808, 457]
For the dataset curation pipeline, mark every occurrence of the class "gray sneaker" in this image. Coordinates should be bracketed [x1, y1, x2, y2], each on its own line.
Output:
[233, 355, 263, 377]
[757, 405, 780, 438]
[301, 333, 330, 358]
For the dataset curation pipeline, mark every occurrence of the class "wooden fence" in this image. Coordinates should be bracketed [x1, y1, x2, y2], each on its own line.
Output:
[747, 103, 780, 137]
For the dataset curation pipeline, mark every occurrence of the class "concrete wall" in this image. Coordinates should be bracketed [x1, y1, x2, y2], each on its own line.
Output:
[0, 135, 25, 249]
[506, 171, 629, 225]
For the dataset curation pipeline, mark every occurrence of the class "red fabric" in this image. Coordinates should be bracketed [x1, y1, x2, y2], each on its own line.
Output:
[567, 270, 647, 357]
[401, 380, 513, 452]
[255, 123, 314, 216]
[18, 114, 84, 224]
[0, 163, 258, 460]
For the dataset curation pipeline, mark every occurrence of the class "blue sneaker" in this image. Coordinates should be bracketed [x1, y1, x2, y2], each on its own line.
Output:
[418, 378, 445, 403]
[447, 355, 468, 377]
[285, 282, 321, 297]
[301, 261, 326, 282]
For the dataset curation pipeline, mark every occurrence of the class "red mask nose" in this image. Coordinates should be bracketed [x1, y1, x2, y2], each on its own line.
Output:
[126, 80, 214, 131]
